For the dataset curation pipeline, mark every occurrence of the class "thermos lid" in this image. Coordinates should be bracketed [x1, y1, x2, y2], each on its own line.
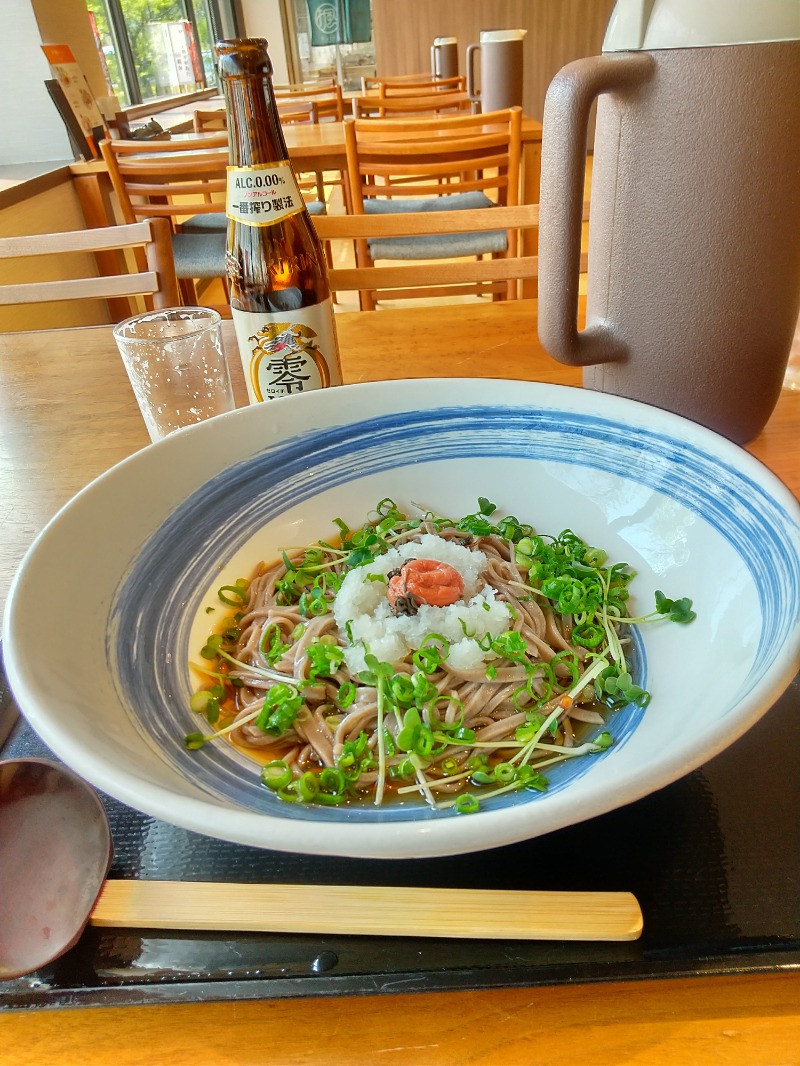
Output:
[433, 37, 457, 45]
[478, 29, 527, 43]
[604, 0, 800, 50]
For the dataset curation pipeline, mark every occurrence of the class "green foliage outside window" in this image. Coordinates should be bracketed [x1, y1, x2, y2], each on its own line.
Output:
[86, 0, 129, 105]
[120, 0, 187, 101]
[86, 0, 216, 105]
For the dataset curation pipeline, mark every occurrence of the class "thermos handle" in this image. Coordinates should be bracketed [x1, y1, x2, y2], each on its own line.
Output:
[466, 43, 481, 105]
[537, 53, 653, 367]
[430, 43, 437, 77]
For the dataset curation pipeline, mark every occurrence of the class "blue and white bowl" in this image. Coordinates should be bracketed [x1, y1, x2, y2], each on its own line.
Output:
[5, 378, 800, 858]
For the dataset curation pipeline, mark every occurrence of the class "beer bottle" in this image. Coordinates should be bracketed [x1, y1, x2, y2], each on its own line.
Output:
[216, 38, 342, 403]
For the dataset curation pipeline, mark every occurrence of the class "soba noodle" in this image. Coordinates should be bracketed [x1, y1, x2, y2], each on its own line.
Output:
[187, 498, 694, 812]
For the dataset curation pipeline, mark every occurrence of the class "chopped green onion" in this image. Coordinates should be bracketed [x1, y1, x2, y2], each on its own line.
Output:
[296, 772, 320, 802]
[261, 760, 292, 791]
[494, 762, 516, 784]
[218, 581, 249, 607]
[336, 681, 356, 709]
[319, 767, 348, 796]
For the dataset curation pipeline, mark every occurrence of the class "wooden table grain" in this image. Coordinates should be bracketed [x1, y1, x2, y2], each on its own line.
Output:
[0, 299, 798, 1063]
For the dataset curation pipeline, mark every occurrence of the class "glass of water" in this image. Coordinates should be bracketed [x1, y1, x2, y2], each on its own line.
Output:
[113, 307, 235, 442]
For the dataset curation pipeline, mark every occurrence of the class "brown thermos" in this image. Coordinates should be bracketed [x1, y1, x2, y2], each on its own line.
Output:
[431, 37, 459, 80]
[537, 0, 800, 444]
[466, 29, 526, 114]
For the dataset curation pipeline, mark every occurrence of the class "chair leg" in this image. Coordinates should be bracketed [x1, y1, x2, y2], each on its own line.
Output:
[323, 242, 338, 305]
[178, 277, 198, 305]
[354, 237, 376, 310]
[490, 252, 508, 301]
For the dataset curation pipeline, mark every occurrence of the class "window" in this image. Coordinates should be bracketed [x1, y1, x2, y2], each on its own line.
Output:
[292, 0, 375, 90]
[86, 0, 238, 107]
[87, 0, 128, 104]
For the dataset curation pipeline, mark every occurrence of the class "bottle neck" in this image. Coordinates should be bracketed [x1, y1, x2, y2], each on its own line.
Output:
[221, 70, 290, 167]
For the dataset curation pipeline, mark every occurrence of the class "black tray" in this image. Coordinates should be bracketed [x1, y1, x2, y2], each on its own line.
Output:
[2, 672, 799, 1012]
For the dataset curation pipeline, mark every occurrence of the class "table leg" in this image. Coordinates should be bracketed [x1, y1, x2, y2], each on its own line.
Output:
[72, 170, 133, 321]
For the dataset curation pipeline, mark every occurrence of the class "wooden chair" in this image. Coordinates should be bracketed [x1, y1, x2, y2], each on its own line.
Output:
[191, 104, 329, 208]
[278, 99, 320, 125]
[192, 109, 227, 133]
[271, 84, 346, 208]
[0, 218, 180, 321]
[273, 77, 336, 90]
[273, 83, 344, 122]
[343, 107, 523, 309]
[312, 203, 541, 306]
[362, 75, 467, 95]
[351, 92, 472, 118]
[100, 136, 229, 306]
[193, 101, 320, 132]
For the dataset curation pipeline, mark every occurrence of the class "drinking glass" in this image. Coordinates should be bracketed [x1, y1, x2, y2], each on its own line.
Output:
[113, 307, 235, 442]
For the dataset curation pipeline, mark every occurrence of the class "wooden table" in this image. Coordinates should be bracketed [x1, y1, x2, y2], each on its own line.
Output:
[1, 300, 798, 1063]
[68, 116, 544, 230]
[68, 115, 543, 303]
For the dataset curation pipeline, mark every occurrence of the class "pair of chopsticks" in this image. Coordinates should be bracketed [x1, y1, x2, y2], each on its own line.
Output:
[91, 881, 643, 941]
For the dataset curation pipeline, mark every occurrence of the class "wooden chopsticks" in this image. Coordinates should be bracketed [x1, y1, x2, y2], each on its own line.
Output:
[91, 881, 643, 941]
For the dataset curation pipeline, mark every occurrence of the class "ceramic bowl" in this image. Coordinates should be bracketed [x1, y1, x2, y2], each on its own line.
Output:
[5, 378, 800, 859]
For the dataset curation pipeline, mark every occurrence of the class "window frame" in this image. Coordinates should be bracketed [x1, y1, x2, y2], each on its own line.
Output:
[93, 0, 239, 108]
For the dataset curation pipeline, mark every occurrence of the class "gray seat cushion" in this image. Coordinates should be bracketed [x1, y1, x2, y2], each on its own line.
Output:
[170, 232, 227, 279]
[181, 212, 227, 234]
[171, 200, 326, 279]
[364, 191, 494, 215]
[363, 191, 507, 260]
[182, 200, 326, 234]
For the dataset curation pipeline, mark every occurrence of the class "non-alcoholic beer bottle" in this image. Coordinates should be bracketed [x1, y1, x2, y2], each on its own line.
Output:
[216, 38, 341, 403]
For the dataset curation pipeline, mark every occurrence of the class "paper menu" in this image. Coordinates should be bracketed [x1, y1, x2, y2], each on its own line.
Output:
[41, 44, 105, 157]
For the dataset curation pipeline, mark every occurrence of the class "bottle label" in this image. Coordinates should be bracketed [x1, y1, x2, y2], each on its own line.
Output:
[226, 162, 305, 227]
[231, 301, 343, 403]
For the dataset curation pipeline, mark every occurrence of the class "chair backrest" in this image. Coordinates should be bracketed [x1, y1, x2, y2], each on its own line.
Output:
[362, 75, 467, 95]
[193, 109, 227, 133]
[312, 203, 540, 304]
[186, 105, 328, 209]
[278, 99, 319, 125]
[193, 101, 319, 132]
[273, 77, 336, 91]
[0, 218, 180, 314]
[273, 83, 344, 122]
[344, 107, 522, 210]
[351, 92, 472, 118]
[100, 135, 229, 228]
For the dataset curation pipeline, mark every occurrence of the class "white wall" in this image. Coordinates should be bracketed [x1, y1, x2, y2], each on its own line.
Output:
[238, 0, 292, 83]
[32, 0, 109, 101]
[0, 0, 72, 164]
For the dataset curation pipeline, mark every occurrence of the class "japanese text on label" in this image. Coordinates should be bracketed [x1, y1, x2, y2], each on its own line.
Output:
[226, 162, 305, 226]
